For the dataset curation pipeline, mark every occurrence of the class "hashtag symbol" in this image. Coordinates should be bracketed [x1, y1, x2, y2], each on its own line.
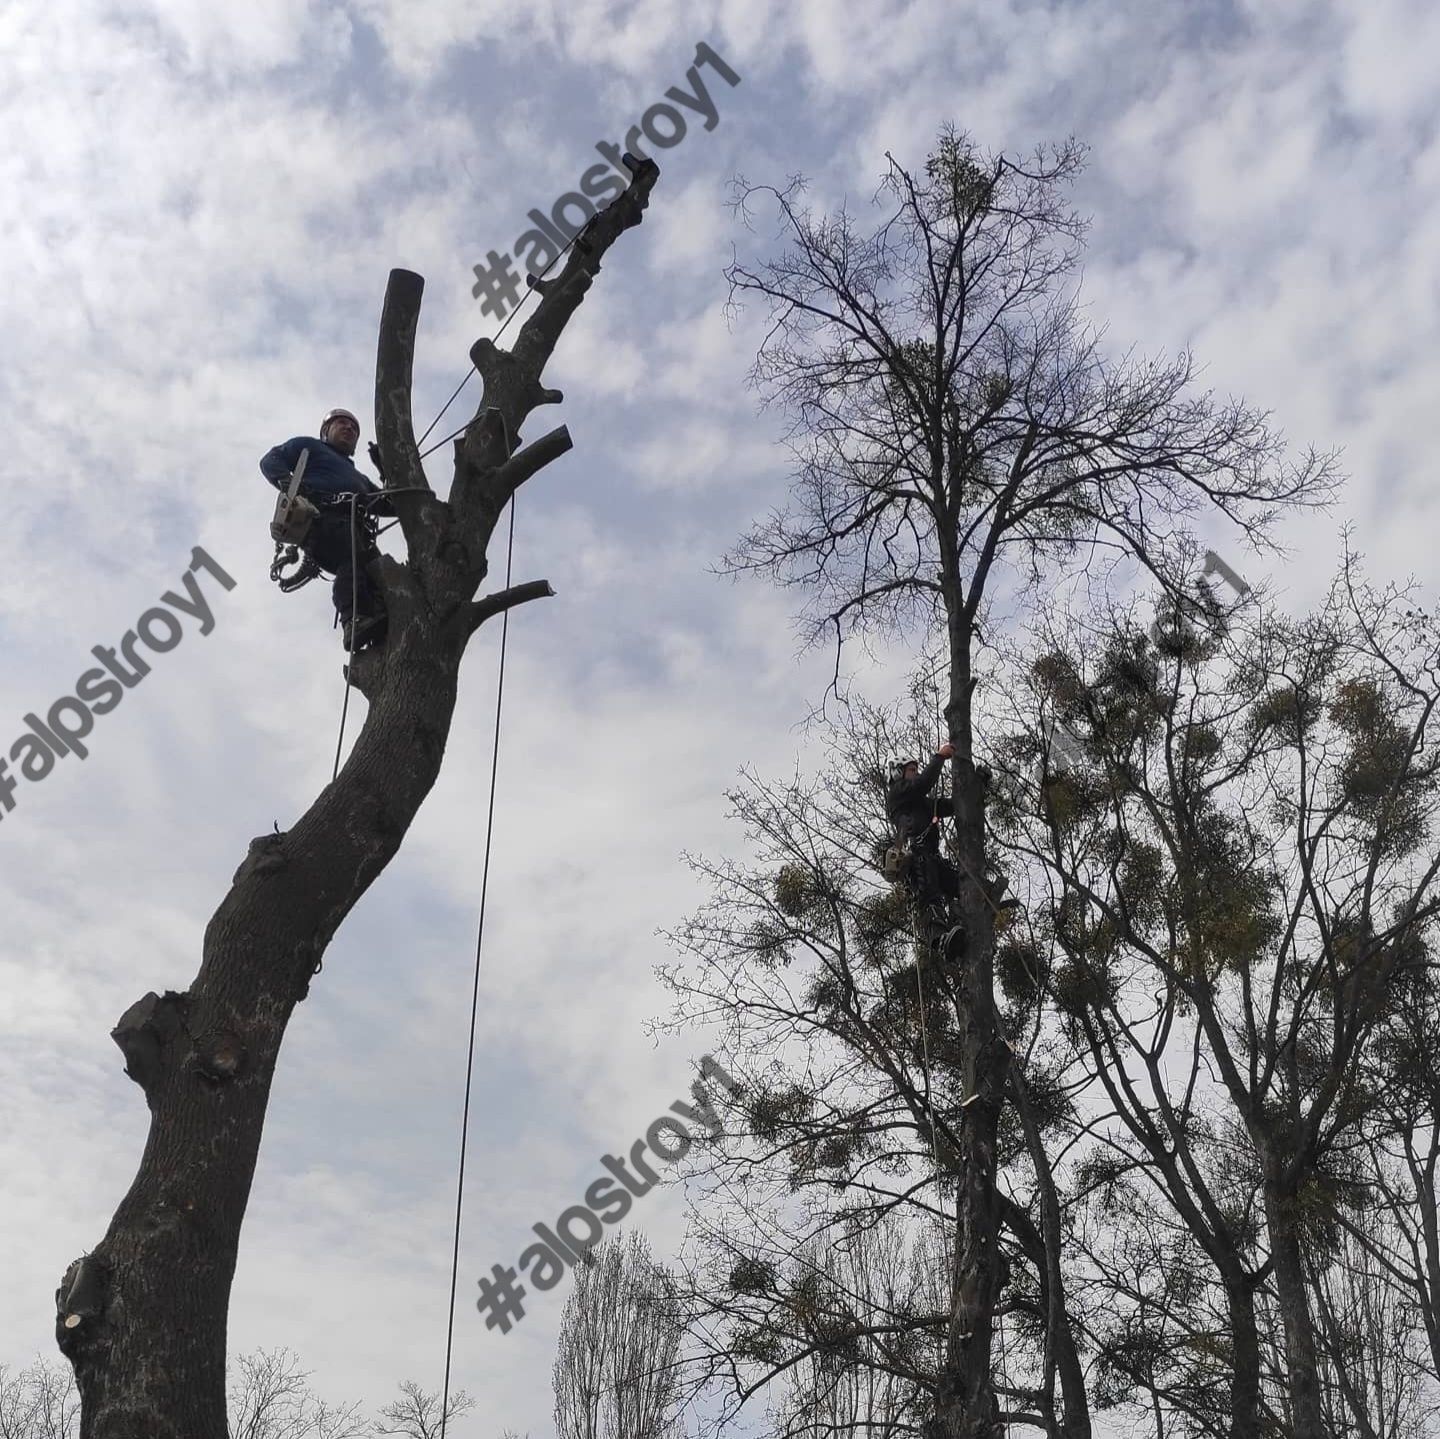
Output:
[476, 1262, 527, 1334]
[471, 250, 523, 321]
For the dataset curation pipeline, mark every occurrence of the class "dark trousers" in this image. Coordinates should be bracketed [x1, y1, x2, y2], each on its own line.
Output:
[904, 840, 961, 924]
[305, 508, 383, 624]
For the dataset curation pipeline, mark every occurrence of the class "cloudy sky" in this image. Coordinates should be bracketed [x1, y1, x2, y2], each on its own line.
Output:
[3, 0, 1438, 1431]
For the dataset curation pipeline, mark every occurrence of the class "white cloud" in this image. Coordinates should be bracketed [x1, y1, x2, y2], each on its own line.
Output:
[4, 3, 1438, 1435]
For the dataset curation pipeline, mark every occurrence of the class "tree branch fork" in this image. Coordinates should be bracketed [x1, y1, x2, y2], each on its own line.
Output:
[60, 157, 661, 1438]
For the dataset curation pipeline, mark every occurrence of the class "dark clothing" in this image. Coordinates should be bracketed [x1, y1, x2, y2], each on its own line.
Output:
[260, 436, 392, 510]
[885, 755, 955, 848]
[886, 755, 960, 924]
[306, 507, 381, 624]
[912, 847, 961, 910]
[260, 436, 390, 626]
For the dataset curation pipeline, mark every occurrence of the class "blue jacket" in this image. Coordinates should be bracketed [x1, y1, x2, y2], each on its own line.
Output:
[260, 436, 389, 508]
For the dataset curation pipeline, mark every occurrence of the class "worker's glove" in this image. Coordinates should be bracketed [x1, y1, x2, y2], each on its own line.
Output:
[938, 742, 956, 759]
[367, 441, 387, 481]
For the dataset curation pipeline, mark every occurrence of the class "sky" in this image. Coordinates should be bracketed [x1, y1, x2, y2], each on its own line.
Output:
[3, 0, 1439, 1432]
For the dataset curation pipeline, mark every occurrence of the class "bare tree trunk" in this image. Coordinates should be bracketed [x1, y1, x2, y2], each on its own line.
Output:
[55, 160, 659, 1439]
[1223, 1270, 1263, 1439]
[1000, 1198, 1090, 1439]
[930, 1056, 1006, 1439]
[1263, 1180, 1325, 1439]
[928, 651, 1009, 1438]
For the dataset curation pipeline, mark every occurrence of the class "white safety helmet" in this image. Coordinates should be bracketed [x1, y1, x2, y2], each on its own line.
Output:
[320, 407, 360, 456]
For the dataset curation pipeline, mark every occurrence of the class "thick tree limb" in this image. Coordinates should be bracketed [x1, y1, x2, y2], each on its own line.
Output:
[467, 579, 555, 635]
[374, 269, 443, 559]
[453, 154, 659, 536]
[492, 425, 573, 504]
[60, 158, 661, 1439]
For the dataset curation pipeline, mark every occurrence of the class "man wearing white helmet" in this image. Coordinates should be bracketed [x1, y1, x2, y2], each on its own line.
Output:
[260, 408, 392, 650]
[885, 742, 964, 948]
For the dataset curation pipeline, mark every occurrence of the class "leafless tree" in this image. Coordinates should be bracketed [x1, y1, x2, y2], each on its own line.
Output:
[0, 1349, 377, 1439]
[0, 1360, 78, 1439]
[1306, 1232, 1430, 1438]
[372, 1379, 475, 1439]
[722, 126, 1336, 1439]
[1347, 951, 1440, 1400]
[53, 158, 660, 1438]
[228, 1349, 368, 1439]
[552, 1231, 683, 1439]
[771, 1216, 940, 1439]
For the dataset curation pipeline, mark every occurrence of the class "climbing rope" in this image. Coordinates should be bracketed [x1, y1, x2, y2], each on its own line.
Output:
[997, 1306, 1011, 1436]
[439, 497, 518, 1438]
[322, 491, 523, 1434]
[910, 935, 946, 1333]
[414, 228, 582, 460]
[315, 214, 587, 1429]
[325, 213, 585, 777]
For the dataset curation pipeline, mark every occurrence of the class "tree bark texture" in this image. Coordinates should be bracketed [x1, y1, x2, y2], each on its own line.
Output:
[55, 158, 659, 1439]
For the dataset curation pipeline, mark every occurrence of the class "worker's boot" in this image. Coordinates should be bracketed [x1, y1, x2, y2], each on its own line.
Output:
[342, 612, 388, 652]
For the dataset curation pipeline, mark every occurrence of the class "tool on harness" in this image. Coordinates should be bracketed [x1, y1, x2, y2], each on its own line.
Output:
[271, 447, 319, 545]
[267, 450, 385, 596]
[270, 545, 322, 592]
[882, 838, 913, 882]
[269, 447, 323, 592]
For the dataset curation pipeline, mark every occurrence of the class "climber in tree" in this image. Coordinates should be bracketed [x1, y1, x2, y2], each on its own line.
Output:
[886, 743, 963, 943]
[260, 407, 393, 651]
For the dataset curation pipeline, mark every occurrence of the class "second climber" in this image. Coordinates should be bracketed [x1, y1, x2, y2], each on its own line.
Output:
[885, 742, 964, 946]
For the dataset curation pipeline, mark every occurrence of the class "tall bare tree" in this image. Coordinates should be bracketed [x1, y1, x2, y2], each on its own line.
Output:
[761, 1215, 941, 1439]
[1349, 945, 1440, 1399]
[52, 159, 660, 1438]
[722, 127, 1335, 1438]
[1306, 1232, 1430, 1438]
[552, 1232, 683, 1439]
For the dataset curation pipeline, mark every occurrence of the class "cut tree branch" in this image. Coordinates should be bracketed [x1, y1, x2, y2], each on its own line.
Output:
[467, 579, 555, 635]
